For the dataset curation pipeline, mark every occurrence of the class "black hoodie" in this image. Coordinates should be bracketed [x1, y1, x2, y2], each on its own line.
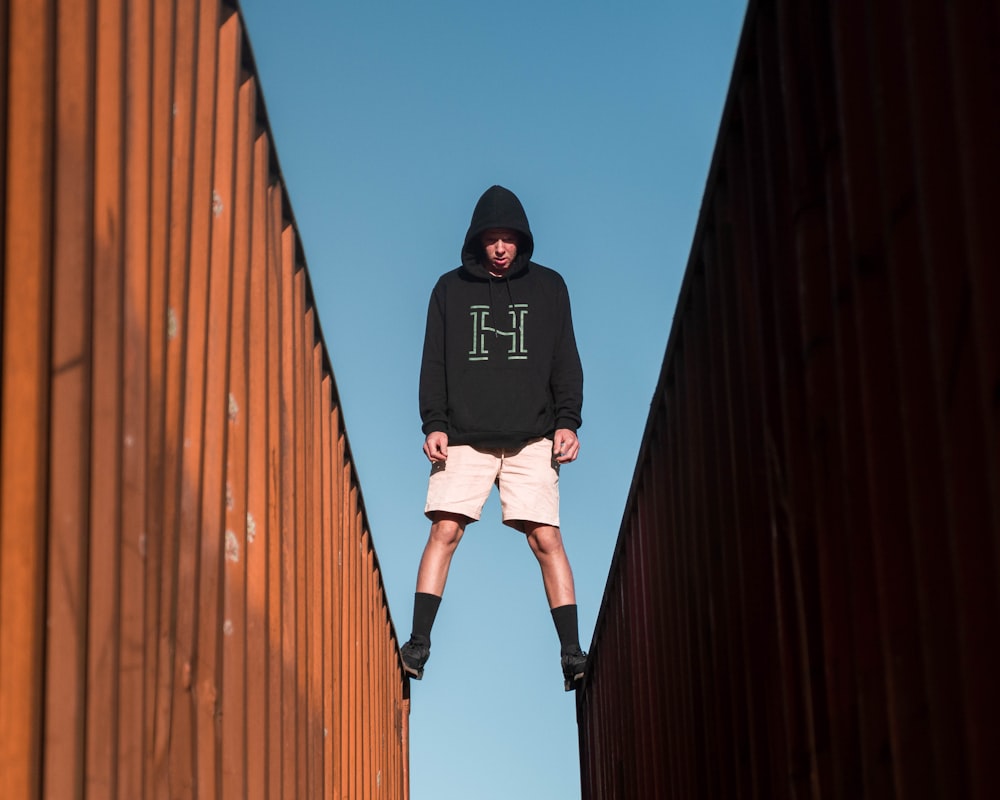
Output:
[419, 185, 583, 449]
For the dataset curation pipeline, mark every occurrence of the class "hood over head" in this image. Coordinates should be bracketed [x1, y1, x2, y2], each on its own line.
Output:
[461, 185, 534, 278]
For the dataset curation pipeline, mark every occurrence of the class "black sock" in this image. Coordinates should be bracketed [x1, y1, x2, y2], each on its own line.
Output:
[551, 604, 580, 653]
[410, 592, 442, 645]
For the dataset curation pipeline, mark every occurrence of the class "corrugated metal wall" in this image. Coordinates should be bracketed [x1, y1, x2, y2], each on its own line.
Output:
[577, 0, 999, 797]
[0, 1, 409, 797]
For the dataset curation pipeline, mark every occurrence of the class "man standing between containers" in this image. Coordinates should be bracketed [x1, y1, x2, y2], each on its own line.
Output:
[400, 185, 588, 691]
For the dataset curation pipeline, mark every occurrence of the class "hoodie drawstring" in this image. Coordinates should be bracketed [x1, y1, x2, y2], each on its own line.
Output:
[488, 280, 497, 339]
[487, 276, 516, 340]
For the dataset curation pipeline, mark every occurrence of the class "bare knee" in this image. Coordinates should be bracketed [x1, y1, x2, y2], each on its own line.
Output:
[428, 512, 468, 550]
[525, 523, 565, 558]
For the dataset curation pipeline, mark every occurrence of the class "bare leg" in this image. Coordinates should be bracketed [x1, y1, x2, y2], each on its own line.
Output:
[523, 523, 577, 608]
[415, 511, 468, 596]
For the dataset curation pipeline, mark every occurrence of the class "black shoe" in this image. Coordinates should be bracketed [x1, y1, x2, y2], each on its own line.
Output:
[561, 646, 587, 691]
[401, 638, 431, 680]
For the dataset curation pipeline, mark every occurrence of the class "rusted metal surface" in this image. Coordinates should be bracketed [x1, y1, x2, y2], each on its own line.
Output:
[577, 0, 1000, 797]
[0, 1, 410, 797]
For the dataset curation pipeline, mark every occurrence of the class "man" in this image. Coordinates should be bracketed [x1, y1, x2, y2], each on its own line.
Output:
[400, 184, 587, 691]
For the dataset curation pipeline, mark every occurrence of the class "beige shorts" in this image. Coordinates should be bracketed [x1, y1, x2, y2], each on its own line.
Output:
[424, 437, 560, 529]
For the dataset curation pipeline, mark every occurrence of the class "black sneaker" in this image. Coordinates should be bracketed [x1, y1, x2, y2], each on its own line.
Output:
[561, 646, 587, 691]
[401, 638, 431, 680]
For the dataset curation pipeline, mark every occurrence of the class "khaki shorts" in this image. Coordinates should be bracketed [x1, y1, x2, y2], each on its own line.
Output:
[424, 437, 560, 529]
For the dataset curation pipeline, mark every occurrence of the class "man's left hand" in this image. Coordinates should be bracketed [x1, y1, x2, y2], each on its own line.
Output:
[553, 429, 580, 464]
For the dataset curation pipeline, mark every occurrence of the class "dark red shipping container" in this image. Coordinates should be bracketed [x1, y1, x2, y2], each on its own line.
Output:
[576, 0, 1000, 797]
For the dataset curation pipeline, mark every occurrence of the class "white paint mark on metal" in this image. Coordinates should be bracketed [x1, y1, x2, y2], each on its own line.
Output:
[225, 530, 239, 563]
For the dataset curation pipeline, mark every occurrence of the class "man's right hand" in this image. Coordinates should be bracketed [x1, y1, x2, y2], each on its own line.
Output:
[423, 431, 449, 462]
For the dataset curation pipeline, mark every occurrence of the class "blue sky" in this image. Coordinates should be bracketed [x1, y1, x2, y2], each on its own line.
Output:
[237, 2, 747, 796]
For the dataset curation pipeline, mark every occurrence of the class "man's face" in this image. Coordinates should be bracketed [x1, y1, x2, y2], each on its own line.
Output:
[480, 228, 519, 275]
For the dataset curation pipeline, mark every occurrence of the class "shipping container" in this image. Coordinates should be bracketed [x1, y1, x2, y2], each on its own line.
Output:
[0, 1, 409, 797]
[577, 0, 1000, 797]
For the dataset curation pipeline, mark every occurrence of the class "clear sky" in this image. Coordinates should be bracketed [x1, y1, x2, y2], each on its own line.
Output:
[237, 1, 747, 797]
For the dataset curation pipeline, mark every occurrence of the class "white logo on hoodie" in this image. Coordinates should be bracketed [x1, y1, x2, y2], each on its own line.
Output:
[468, 304, 528, 361]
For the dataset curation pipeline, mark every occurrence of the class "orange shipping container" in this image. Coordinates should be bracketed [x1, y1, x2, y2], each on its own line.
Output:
[0, 1, 410, 797]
